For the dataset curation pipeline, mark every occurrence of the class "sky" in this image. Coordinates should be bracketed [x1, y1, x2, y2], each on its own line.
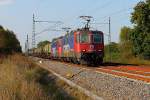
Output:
[0, 0, 142, 51]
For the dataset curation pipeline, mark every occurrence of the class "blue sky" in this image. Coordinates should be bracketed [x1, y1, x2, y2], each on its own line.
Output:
[0, 0, 142, 50]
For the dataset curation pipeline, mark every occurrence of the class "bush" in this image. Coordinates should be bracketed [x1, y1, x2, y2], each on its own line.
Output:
[0, 25, 21, 55]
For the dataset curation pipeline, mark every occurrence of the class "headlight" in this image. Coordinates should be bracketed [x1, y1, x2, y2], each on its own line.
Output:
[82, 50, 86, 52]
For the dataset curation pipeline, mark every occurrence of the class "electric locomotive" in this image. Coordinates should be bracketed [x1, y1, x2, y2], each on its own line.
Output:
[74, 28, 104, 65]
[51, 16, 104, 65]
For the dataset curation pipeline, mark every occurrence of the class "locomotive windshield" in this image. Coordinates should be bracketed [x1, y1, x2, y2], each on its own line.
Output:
[93, 34, 103, 43]
[92, 32, 103, 43]
[80, 32, 89, 43]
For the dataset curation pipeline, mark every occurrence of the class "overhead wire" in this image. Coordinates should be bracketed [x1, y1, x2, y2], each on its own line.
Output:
[33, 0, 114, 33]
[99, 7, 133, 20]
[88, 0, 114, 15]
[60, 0, 113, 30]
[31, 0, 136, 45]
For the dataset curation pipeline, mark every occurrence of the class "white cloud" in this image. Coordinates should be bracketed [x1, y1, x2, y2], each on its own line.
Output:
[0, 0, 14, 5]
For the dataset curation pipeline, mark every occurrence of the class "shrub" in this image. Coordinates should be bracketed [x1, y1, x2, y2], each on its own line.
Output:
[0, 25, 21, 55]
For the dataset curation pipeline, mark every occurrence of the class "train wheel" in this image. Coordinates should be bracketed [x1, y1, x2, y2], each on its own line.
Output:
[98, 58, 103, 65]
[72, 58, 76, 64]
[80, 59, 87, 65]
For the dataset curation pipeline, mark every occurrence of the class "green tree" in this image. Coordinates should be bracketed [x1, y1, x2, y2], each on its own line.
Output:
[37, 40, 50, 48]
[120, 26, 132, 43]
[104, 42, 120, 62]
[0, 26, 5, 48]
[119, 26, 133, 58]
[130, 0, 150, 59]
[0, 25, 21, 54]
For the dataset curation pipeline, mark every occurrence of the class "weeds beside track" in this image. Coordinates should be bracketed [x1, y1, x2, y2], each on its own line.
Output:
[0, 54, 89, 100]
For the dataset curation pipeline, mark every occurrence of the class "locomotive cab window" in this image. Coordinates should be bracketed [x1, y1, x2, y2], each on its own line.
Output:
[93, 32, 103, 43]
[80, 32, 89, 43]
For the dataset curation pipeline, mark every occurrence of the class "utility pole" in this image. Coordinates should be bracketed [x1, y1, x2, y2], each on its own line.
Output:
[31, 13, 63, 49]
[25, 34, 29, 56]
[32, 14, 36, 48]
[89, 17, 112, 62]
[108, 17, 112, 62]
[27, 34, 29, 55]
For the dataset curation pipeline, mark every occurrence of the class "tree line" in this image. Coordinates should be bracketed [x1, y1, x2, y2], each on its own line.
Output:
[105, 0, 150, 63]
[0, 25, 21, 55]
[124, 0, 150, 59]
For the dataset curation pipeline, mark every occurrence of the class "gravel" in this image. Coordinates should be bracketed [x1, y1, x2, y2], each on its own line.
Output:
[33, 58, 150, 100]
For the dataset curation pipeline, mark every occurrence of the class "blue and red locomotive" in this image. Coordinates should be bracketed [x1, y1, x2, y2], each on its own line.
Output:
[51, 28, 104, 65]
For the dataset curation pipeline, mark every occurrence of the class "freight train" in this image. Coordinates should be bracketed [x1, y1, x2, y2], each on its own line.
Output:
[29, 43, 51, 59]
[30, 17, 104, 65]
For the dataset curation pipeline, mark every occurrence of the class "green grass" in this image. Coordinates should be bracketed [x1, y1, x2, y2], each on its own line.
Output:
[104, 52, 150, 65]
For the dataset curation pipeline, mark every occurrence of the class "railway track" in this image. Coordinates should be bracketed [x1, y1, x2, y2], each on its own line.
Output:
[32, 57, 150, 100]
[36, 57, 150, 83]
[54, 60, 150, 83]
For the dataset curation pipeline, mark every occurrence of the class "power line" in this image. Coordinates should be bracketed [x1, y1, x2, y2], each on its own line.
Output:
[62, 1, 131, 32]
[36, 28, 62, 36]
[58, 0, 113, 29]
[97, 7, 133, 21]
[61, 0, 100, 24]
[32, 14, 63, 48]
[110, 8, 132, 17]
[111, 11, 132, 23]
[89, 0, 114, 14]
[35, 22, 63, 36]
[35, 20, 63, 24]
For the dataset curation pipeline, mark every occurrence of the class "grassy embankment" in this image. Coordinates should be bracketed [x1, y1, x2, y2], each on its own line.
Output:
[0, 54, 89, 100]
[104, 52, 150, 65]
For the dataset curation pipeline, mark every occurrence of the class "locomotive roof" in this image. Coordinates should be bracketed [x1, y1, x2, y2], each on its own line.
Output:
[51, 29, 103, 43]
[75, 28, 103, 33]
[52, 36, 63, 42]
